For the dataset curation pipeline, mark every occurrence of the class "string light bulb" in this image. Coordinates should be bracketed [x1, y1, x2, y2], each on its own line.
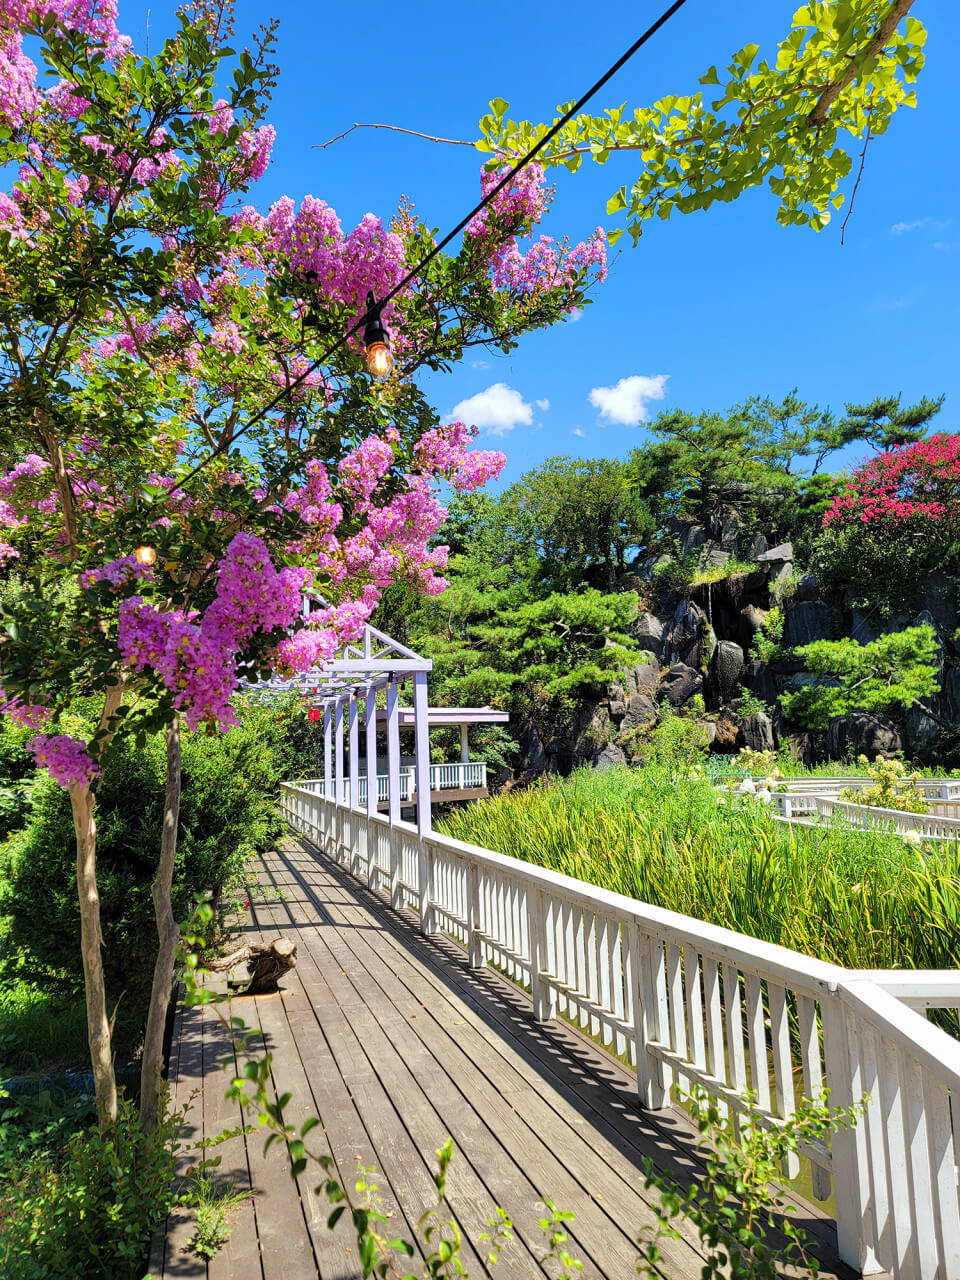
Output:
[134, 545, 157, 567]
[363, 291, 395, 380]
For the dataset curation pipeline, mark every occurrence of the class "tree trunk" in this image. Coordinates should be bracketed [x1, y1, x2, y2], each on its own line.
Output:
[69, 781, 117, 1125]
[140, 716, 182, 1135]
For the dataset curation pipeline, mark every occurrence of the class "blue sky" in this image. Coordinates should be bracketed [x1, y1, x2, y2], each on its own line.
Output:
[132, 1, 958, 486]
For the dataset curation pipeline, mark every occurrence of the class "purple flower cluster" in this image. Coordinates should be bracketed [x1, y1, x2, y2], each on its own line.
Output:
[118, 534, 308, 729]
[264, 196, 406, 317]
[0, 685, 51, 729]
[29, 733, 99, 786]
[80, 554, 154, 590]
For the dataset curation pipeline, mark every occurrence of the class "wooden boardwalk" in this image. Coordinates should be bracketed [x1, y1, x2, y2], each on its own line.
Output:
[151, 836, 862, 1280]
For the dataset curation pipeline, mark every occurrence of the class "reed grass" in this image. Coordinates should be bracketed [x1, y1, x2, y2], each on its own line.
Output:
[439, 766, 960, 973]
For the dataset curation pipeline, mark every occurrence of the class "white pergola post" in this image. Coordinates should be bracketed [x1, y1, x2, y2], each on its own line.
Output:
[413, 670, 434, 935]
[365, 684, 377, 819]
[459, 723, 470, 764]
[386, 679, 402, 909]
[323, 702, 333, 799]
[348, 694, 359, 810]
[334, 696, 345, 803]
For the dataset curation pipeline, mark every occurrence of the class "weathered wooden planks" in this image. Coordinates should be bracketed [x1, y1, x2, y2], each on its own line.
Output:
[159, 837, 870, 1280]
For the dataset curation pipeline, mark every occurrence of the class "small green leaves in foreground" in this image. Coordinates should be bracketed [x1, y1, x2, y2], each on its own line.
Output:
[636, 1087, 860, 1280]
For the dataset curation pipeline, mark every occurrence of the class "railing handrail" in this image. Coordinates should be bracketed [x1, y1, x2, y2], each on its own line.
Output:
[280, 781, 960, 1276]
[280, 782, 842, 995]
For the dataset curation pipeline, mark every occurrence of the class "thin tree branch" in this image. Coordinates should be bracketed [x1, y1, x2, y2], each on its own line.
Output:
[840, 123, 873, 245]
[314, 122, 478, 151]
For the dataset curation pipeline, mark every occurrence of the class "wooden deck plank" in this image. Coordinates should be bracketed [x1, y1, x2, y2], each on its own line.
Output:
[257, 855, 560, 1279]
[160, 835, 868, 1279]
[161, 992, 206, 1278]
[279, 836, 861, 1280]
[252, 873, 492, 1278]
[259, 850, 694, 1278]
[202, 989, 263, 1280]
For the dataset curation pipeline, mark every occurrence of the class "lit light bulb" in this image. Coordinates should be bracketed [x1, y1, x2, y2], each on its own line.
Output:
[134, 545, 157, 567]
[363, 290, 395, 381]
[365, 341, 394, 379]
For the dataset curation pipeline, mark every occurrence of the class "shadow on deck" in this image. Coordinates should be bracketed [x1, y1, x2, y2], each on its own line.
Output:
[150, 836, 866, 1280]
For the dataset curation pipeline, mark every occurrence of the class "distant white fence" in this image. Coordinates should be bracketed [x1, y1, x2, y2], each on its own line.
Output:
[295, 762, 487, 807]
[281, 783, 960, 1280]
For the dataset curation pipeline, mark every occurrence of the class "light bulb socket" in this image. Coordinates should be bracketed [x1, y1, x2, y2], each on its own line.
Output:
[363, 291, 394, 378]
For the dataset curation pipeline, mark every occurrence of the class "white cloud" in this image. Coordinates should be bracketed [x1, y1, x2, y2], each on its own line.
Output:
[469, 359, 489, 370]
[891, 217, 950, 235]
[535, 397, 550, 412]
[571, 427, 587, 439]
[588, 374, 669, 426]
[444, 382, 533, 437]
[567, 309, 583, 323]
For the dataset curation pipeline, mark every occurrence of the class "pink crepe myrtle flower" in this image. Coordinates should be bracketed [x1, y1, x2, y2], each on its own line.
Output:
[29, 733, 99, 787]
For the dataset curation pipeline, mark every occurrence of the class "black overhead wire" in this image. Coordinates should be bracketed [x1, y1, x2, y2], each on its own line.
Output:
[169, 0, 691, 495]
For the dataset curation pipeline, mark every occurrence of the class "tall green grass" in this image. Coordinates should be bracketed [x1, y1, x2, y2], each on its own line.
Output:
[440, 767, 960, 973]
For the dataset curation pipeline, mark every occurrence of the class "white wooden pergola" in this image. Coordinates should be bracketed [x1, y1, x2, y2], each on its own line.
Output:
[240, 621, 434, 836]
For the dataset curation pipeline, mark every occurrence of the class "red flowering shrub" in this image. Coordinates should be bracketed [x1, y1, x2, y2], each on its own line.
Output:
[823, 434, 960, 530]
[817, 434, 960, 611]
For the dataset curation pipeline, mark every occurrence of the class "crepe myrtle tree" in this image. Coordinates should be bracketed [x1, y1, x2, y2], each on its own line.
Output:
[0, 0, 606, 1127]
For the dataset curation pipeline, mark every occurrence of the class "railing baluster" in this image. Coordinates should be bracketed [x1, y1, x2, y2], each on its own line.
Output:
[768, 982, 799, 1178]
[666, 944, 689, 1095]
[745, 974, 771, 1113]
[797, 994, 831, 1200]
[702, 957, 727, 1120]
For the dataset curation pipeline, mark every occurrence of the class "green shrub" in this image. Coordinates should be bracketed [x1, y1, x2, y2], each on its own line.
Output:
[0, 1096, 178, 1279]
[0, 706, 291, 1008]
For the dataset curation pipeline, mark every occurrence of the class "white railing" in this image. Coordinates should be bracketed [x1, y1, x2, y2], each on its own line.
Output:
[281, 782, 960, 1280]
[812, 796, 960, 840]
[307, 762, 489, 806]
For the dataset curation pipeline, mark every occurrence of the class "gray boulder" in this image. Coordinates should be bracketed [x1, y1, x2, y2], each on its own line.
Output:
[905, 703, 940, 756]
[850, 608, 878, 645]
[745, 533, 769, 560]
[738, 712, 776, 753]
[621, 694, 657, 731]
[591, 742, 627, 772]
[919, 571, 957, 636]
[669, 599, 707, 668]
[796, 573, 819, 602]
[633, 612, 665, 657]
[625, 660, 659, 697]
[826, 713, 902, 760]
[657, 664, 703, 708]
[757, 541, 794, 566]
[787, 731, 817, 766]
[700, 544, 730, 570]
[944, 667, 960, 722]
[740, 604, 767, 635]
[637, 553, 673, 581]
[783, 601, 837, 647]
[681, 524, 707, 555]
[719, 512, 740, 551]
[712, 640, 745, 703]
[742, 660, 778, 706]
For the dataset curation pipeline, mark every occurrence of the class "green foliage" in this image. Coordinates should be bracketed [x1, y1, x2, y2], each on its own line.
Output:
[499, 455, 654, 592]
[840, 755, 929, 813]
[750, 606, 785, 664]
[0, 1096, 179, 1279]
[183, 1174, 253, 1260]
[0, 982, 89, 1073]
[637, 1088, 858, 1279]
[623, 699, 713, 777]
[0, 707, 291, 1009]
[440, 765, 960, 974]
[815, 514, 954, 614]
[479, 3, 926, 242]
[780, 625, 941, 729]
